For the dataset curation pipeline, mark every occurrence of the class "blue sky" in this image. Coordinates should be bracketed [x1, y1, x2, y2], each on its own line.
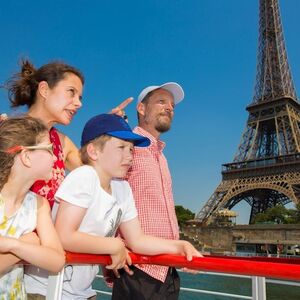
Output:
[1, 1, 299, 223]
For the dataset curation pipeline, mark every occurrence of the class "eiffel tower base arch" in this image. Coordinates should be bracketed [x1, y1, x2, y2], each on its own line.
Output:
[196, 172, 300, 224]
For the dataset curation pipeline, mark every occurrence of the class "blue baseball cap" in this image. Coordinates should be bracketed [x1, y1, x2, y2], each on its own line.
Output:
[81, 114, 150, 147]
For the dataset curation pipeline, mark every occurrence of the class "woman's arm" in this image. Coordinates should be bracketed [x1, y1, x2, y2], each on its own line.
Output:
[120, 218, 202, 260]
[58, 133, 82, 171]
[0, 197, 65, 273]
[55, 200, 130, 269]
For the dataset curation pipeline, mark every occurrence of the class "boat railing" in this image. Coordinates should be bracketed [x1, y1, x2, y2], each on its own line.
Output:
[44, 252, 300, 300]
[222, 152, 300, 173]
[235, 252, 299, 258]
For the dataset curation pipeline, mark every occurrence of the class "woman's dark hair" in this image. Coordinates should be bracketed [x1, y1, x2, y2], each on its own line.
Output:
[6, 59, 84, 108]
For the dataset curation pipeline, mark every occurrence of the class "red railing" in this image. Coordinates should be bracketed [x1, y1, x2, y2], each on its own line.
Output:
[66, 252, 300, 281]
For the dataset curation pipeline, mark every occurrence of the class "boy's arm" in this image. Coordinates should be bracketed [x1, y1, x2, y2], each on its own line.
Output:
[0, 232, 40, 274]
[55, 199, 129, 269]
[119, 218, 202, 259]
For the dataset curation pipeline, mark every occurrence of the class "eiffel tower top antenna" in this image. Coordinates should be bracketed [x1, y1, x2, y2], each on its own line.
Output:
[252, 0, 297, 105]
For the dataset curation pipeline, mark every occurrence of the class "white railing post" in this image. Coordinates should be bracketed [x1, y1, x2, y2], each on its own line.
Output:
[46, 268, 64, 300]
[252, 276, 266, 300]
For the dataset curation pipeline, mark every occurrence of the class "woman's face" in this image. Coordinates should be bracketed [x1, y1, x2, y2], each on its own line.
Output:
[43, 73, 83, 125]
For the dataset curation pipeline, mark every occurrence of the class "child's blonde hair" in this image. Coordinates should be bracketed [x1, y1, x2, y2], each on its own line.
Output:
[80, 134, 112, 165]
[0, 115, 48, 190]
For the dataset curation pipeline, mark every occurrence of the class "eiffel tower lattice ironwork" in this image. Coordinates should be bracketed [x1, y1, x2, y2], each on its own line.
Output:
[195, 0, 300, 225]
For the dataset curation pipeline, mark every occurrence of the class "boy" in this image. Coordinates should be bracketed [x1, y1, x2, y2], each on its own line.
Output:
[54, 114, 201, 299]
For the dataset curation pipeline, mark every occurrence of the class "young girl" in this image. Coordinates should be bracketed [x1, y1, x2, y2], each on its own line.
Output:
[0, 116, 65, 299]
[53, 114, 201, 299]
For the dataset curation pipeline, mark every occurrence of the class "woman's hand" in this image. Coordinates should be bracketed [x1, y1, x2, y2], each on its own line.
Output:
[110, 97, 133, 119]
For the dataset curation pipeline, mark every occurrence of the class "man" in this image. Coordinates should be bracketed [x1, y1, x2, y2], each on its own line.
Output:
[113, 82, 184, 299]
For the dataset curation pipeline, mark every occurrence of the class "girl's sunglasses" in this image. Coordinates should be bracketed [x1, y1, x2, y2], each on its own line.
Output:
[5, 143, 54, 155]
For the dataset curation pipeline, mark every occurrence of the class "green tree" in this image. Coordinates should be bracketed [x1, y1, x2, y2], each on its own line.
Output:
[253, 204, 300, 224]
[288, 202, 300, 223]
[175, 205, 195, 227]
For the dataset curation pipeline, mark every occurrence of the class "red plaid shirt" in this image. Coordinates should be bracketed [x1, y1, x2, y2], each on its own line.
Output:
[126, 126, 179, 282]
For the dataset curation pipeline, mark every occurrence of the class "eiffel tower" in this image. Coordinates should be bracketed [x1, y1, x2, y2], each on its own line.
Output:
[195, 0, 300, 225]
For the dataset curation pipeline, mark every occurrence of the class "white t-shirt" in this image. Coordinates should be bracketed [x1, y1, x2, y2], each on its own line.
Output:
[25, 165, 137, 300]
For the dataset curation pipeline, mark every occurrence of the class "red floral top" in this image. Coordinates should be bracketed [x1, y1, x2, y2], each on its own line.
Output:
[30, 128, 65, 208]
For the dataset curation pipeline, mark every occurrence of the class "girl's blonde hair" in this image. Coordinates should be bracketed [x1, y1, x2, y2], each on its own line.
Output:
[0, 115, 48, 190]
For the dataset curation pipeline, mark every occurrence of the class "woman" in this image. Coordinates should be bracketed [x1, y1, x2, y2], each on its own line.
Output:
[5, 59, 131, 207]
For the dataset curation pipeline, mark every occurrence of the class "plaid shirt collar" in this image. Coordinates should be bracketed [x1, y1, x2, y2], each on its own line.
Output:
[134, 126, 166, 152]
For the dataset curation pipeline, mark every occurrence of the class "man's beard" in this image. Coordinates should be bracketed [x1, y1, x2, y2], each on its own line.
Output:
[155, 114, 172, 133]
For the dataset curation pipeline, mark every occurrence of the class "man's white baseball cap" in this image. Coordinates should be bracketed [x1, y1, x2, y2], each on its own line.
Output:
[137, 82, 184, 105]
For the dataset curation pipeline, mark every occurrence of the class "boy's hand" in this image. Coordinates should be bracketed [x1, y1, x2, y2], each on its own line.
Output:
[178, 241, 203, 274]
[180, 241, 203, 261]
[112, 261, 134, 278]
[106, 239, 131, 270]
[112, 250, 133, 278]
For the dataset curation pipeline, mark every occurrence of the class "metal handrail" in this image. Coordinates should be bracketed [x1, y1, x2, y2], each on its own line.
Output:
[222, 152, 300, 172]
[65, 252, 300, 281]
[45, 253, 300, 299]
